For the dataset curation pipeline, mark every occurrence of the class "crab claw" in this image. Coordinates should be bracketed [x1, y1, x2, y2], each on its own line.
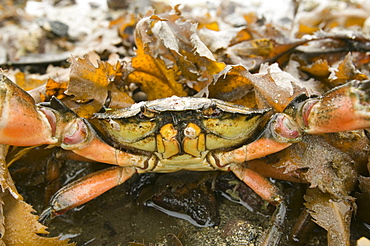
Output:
[213, 113, 302, 167]
[0, 74, 57, 146]
[48, 97, 147, 167]
[0, 75, 147, 168]
[286, 80, 370, 134]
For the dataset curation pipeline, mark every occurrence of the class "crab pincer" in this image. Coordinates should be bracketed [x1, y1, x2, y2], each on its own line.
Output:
[0, 74, 58, 146]
[289, 80, 370, 134]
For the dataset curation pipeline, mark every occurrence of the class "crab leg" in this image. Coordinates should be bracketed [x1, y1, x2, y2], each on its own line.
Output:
[296, 80, 370, 134]
[246, 159, 304, 183]
[231, 164, 286, 245]
[231, 164, 282, 205]
[212, 113, 301, 204]
[60, 119, 148, 167]
[40, 166, 136, 218]
[212, 113, 301, 205]
[213, 113, 302, 166]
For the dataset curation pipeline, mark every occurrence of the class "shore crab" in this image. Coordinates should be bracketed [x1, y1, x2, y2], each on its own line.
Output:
[0, 73, 369, 242]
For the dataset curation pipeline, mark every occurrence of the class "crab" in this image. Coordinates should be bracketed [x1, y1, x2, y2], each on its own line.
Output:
[0, 73, 369, 237]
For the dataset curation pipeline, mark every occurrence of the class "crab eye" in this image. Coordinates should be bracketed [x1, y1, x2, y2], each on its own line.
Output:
[137, 106, 157, 120]
[202, 104, 223, 118]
